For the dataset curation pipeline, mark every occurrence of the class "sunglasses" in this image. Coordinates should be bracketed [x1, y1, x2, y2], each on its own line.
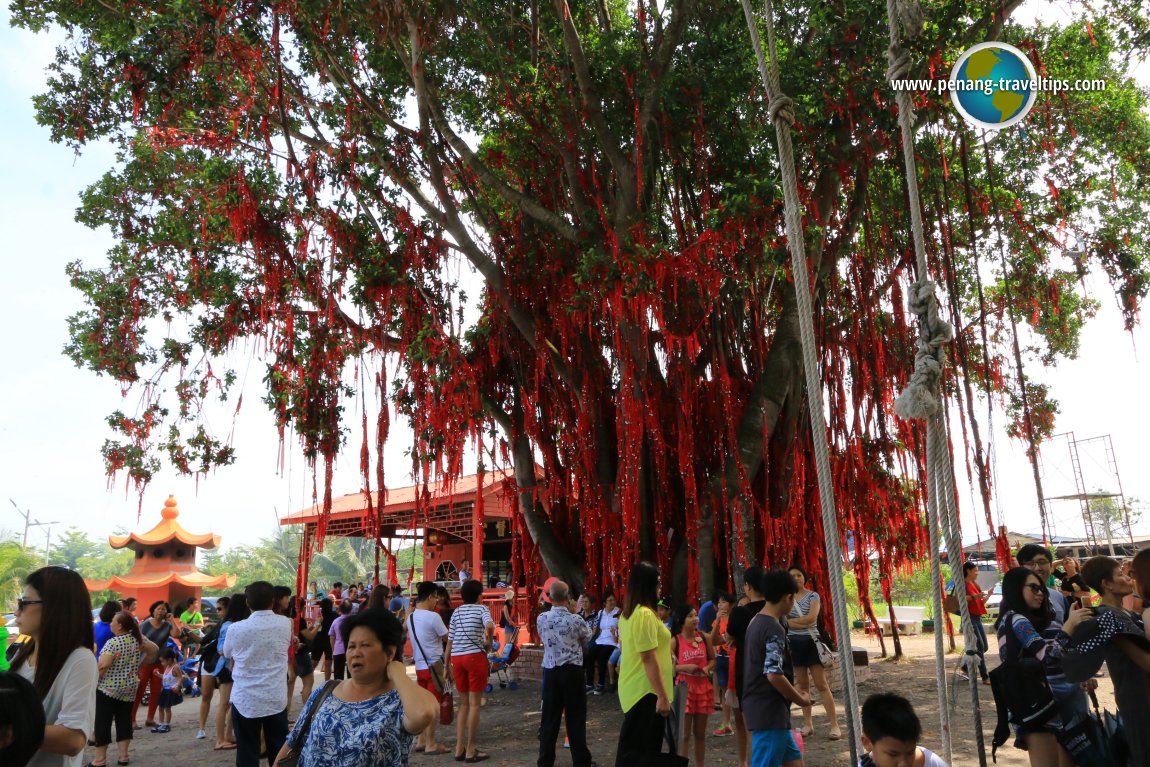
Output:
[17, 598, 43, 611]
[1024, 584, 1045, 593]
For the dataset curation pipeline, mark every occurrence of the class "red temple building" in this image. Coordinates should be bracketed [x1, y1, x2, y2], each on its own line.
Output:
[280, 469, 549, 614]
[85, 495, 235, 608]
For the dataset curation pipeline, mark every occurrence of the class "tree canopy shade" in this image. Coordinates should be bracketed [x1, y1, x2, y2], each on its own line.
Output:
[15, 0, 1150, 606]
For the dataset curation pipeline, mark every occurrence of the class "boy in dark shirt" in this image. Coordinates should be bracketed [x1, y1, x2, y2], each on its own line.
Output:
[743, 569, 810, 767]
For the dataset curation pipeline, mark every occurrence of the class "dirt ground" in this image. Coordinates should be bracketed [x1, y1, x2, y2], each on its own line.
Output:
[85, 630, 1118, 767]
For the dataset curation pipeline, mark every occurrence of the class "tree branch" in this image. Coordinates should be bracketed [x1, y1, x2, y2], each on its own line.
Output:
[550, 0, 636, 213]
[637, 0, 693, 139]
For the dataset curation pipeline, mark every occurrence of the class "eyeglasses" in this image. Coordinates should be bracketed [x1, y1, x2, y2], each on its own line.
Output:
[16, 598, 43, 611]
[1027, 559, 1052, 567]
[1024, 584, 1045, 593]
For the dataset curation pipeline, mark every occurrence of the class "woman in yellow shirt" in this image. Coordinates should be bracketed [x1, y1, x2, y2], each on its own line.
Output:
[615, 562, 674, 766]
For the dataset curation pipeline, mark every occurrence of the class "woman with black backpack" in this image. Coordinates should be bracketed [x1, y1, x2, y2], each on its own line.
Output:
[992, 566, 1091, 767]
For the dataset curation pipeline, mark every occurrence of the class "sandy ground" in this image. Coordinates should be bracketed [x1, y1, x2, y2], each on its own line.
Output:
[83, 630, 1119, 767]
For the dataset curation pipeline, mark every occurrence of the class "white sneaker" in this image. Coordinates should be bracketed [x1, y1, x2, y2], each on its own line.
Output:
[195, 729, 207, 739]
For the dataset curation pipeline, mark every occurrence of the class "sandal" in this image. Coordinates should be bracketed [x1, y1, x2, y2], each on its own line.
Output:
[118, 760, 131, 766]
[414, 746, 426, 753]
[801, 726, 814, 737]
[426, 745, 452, 755]
[829, 727, 843, 740]
[465, 753, 490, 763]
[214, 743, 237, 750]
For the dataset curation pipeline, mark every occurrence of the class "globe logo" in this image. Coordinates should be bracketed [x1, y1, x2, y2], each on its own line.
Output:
[949, 42, 1037, 130]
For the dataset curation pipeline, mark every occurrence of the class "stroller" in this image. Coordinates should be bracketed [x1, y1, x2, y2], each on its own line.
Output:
[485, 626, 521, 692]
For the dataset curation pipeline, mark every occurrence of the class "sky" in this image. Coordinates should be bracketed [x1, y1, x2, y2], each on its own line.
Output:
[0, 3, 1148, 560]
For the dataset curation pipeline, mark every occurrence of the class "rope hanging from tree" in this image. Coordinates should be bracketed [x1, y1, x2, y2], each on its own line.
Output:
[739, 0, 863, 759]
[885, 0, 988, 764]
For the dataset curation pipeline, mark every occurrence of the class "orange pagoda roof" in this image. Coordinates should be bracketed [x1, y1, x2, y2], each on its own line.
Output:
[85, 571, 236, 592]
[109, 495, 222, 550]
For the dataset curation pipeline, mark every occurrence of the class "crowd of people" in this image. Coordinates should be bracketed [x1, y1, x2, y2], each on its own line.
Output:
[7, 547, 1150, 767]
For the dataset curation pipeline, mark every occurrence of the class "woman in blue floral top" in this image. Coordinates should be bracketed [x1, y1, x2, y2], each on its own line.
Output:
[274, 608, 438, 767]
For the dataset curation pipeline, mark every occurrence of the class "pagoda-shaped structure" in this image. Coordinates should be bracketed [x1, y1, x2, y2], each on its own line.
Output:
[85, 495, 235, 608]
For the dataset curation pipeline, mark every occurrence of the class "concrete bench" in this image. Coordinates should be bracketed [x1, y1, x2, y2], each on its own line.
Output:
[873, 605, 926, 635]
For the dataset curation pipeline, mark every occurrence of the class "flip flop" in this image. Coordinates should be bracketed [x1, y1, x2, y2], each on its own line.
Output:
[426, 746, 452, 756]
[465, 753, 490, 763]
[213, 743, 238, 750]
[414, 746, 426, 753]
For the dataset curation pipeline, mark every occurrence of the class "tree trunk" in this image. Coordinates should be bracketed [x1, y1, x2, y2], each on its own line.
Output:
[887, 602, 904, 660]
[483, 393, 586, 591]
[862, 595, 887, 658]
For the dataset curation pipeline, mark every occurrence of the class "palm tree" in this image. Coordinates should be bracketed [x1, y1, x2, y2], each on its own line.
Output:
[0, 536, 43, 609]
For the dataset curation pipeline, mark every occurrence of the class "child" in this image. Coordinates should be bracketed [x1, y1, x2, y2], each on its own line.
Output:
[672, 604, 716, 767]
[152, 648, 184, 733]
[710, 591, 735, 737]
[859, 692, 948, 767]
[742, 568, 810, 767]
[657, 599, 673, 629]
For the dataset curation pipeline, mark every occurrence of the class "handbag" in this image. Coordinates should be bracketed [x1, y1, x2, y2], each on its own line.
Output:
[642, 711, 689, 767]
[440, 681, 455, 726]
[409, 613, 446, 694]
[812, 622, 839, 667]
[944, 585, 962, 616]
[815, 638, 839, 667]
[276, 680, 338, 767]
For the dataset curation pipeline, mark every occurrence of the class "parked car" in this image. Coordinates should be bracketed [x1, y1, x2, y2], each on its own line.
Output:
[984, 582, 1003, 612]
[200, 596, 220, 624]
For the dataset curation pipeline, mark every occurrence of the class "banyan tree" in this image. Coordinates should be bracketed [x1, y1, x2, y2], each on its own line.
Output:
[20, 0, 1150, 608]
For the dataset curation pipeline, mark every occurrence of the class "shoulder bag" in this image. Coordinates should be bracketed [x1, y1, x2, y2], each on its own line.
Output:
[812, 602, 839, 666]
[275, 679, 338, 767]
[409, 612, 447, 694]
[944, 584, 962, 616]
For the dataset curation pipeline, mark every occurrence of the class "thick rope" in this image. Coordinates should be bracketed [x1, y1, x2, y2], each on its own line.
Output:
[740, 0, 862, 759]
[885, 0, 988, 764]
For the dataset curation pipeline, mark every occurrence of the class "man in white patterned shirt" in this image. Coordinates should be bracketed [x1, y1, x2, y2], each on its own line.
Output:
[537, 580, 596, 767]
[221, 580, 293, 767]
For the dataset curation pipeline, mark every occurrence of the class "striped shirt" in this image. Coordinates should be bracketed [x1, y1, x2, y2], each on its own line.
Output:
[787, 591, 819, 638]
[449, 604, 494, 656]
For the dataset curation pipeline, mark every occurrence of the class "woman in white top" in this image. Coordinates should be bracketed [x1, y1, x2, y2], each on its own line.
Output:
[787, 565, 841, 740]
[10, 566, 99, 767]
[589, 593, 620, 693]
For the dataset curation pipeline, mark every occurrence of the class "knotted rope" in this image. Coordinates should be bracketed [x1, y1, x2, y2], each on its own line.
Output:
[740, 0, 862, 759]
[885, 0, 988, 764]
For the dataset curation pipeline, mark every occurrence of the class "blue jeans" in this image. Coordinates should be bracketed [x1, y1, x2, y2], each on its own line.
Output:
[970, 617, 989, 681]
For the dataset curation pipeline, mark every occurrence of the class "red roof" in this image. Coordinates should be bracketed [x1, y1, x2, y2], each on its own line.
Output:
[85, 572, 236, 592]
[280, 468, 519, 525]
[109, 496, 221, 550]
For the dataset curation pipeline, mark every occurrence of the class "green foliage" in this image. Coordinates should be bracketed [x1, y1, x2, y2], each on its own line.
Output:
[0, 536, 43, 610]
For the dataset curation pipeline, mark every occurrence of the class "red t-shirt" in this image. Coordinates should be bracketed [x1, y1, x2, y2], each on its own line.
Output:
[966, 581, 987, 617]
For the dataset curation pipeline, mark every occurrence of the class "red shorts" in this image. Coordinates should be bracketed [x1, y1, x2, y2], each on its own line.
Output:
[451, 652, 489, 693]
[416, 667, 445, 702]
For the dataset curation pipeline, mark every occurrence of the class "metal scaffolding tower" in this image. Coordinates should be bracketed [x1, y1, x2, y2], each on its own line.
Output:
[1039, 432, 1134, 555]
